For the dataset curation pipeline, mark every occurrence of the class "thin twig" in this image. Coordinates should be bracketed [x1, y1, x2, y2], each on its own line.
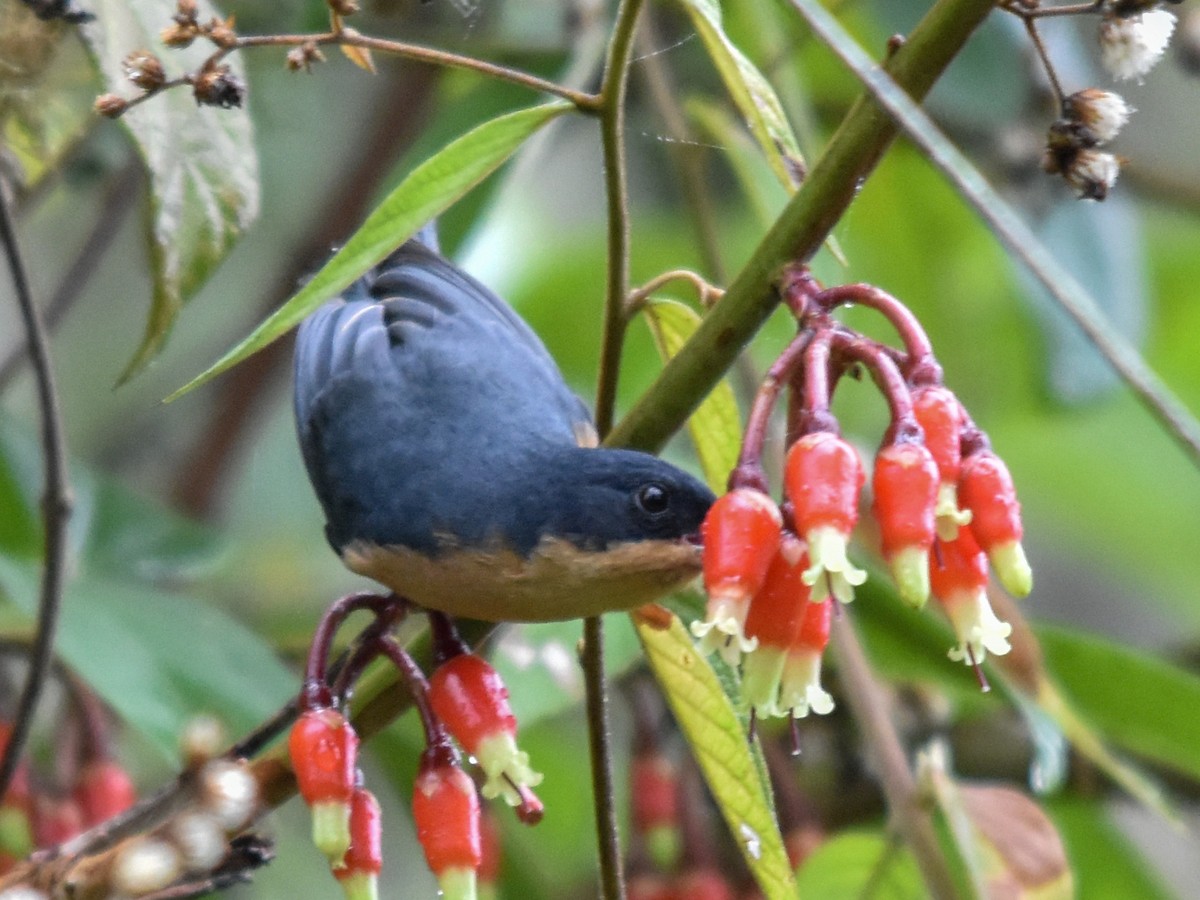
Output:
[830, 615, 960, 900]
[0, 161, 142, 394]
[0, 176, 73, 797]
[587, 3, 647, 897]
[787, 0, 1200, 471]
[116, 29, 599, 115]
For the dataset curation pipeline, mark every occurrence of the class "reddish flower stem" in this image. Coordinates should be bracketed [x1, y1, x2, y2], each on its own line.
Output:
[954, 399, 992, 458]
[829, 331, 922, 445]
[428, 610, 471, 667]
[301, 593, 403, 709]
[377, 636, 456, 767]
[730, 328, 815, 492]
[815, 284, 941, 386]
[798, 330, 841, 437]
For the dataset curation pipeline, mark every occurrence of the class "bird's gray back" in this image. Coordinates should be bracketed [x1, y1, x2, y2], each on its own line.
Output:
[294, 242, 593, 553]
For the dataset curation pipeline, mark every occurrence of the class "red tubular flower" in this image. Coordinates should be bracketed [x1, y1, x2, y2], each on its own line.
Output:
[672, 869, 736, 900]
[631, 752, 681, 870]
[31, 795, 83, 848]
[912, 386, 972, 541]
[959, 450, 1033, 597]
[75, 760, 137, 827]
[289, 707, 359, 865]
[693, 488, 782, 664]
[929, 530, 1013, 665]
[872, 441, 939, 608]
[777, 596, 834, 719]
[413, 762, 482, 900]
[428, 654, 542, 806]
[740, 534, 811, 717]
[784, 432, 867, 604]
[334, 788, 382, 900]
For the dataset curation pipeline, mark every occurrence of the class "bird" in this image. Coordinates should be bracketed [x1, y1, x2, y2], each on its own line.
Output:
[293, 229, 716, 623]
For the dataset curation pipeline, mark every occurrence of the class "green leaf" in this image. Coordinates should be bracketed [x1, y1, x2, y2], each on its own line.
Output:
[796, 831, 923, 899]
[1048, 798, 1172, 900]
[78, 0, 259, 383]
[0, 416, 225, 580]
[0, 433, 38, 559]
[0, 15, 95, 194]
[1037, 624, 1200, 785]
[167, 100, 572, 402]
[635, 614, 798, 900]
[643, 299, 742, 492]
[0, 557, 295, 759]
[670, 0, 805, 190]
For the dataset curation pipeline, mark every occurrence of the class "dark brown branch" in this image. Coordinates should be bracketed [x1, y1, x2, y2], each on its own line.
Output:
[0, 175, 74, 797]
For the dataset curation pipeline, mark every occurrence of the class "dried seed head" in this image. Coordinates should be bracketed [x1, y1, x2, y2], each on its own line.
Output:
[160, 21, 198, 48]
[1099, 9, 1176, 81]
[1062, 88, 1132, 143]
[180, 714, 226, 766]
[112, 837, 183, 895]
[176, 0, 198, 21]
[286, 42, 326, 73]
[1110, 0, 1165, 17]
[192, 62, 245, 109]
[1064, 148, 1120, 200]
[205, 16, 237, 49]
[122, 50, 166, 91]
[94, 93, 128, 118]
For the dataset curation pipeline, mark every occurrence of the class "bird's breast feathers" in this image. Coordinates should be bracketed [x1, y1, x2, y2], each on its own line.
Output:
[341, 535, 702, 622]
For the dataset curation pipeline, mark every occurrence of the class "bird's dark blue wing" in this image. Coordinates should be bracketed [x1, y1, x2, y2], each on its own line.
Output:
[294, 241, 593, 554]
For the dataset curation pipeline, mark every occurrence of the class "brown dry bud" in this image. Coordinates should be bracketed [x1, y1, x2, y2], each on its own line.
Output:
[160, 21, 198, 48]
[205, 15, 238, 49]
[94, 93, 128, 118]
[176, 0, 198, 20]
[286, 42, 326, 73]
[192, 62, 245, 109]
[328, 0, 360, 14]
[123, 50, 167, 91]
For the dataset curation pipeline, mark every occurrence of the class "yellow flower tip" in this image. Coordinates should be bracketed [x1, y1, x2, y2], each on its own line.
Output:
[990, 540, 1033, 598]
[311, 800, 352, 868]
[645, 825, 683, 872]
[802, 526, 866, 604]
[691, 598, 758, 665]
[337, 871, 380, 900]
[740, 646, 787, 714]
[438, 866, 479, 900]
[946, 590, 1013, 665]
[889, 545, 931, 609]
[778, 650, 835, 718]
[477, 733, 542, 806]
[934, 482, 972, 541]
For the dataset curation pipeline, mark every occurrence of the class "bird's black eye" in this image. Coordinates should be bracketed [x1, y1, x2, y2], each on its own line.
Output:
[636, 483, 671, 515]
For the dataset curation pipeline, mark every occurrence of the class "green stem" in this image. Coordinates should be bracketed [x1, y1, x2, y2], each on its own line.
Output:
[605, 0, 997, 453]
[831, 615, 961, 900]
[588, 3, 646, 898]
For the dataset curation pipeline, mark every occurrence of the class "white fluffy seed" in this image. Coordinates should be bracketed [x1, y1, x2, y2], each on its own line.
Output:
[170, 811, 229, 871]
[199, 759, 259, 831]
[1099, 9, 1177, 82]
[112, 837, 182, 895]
